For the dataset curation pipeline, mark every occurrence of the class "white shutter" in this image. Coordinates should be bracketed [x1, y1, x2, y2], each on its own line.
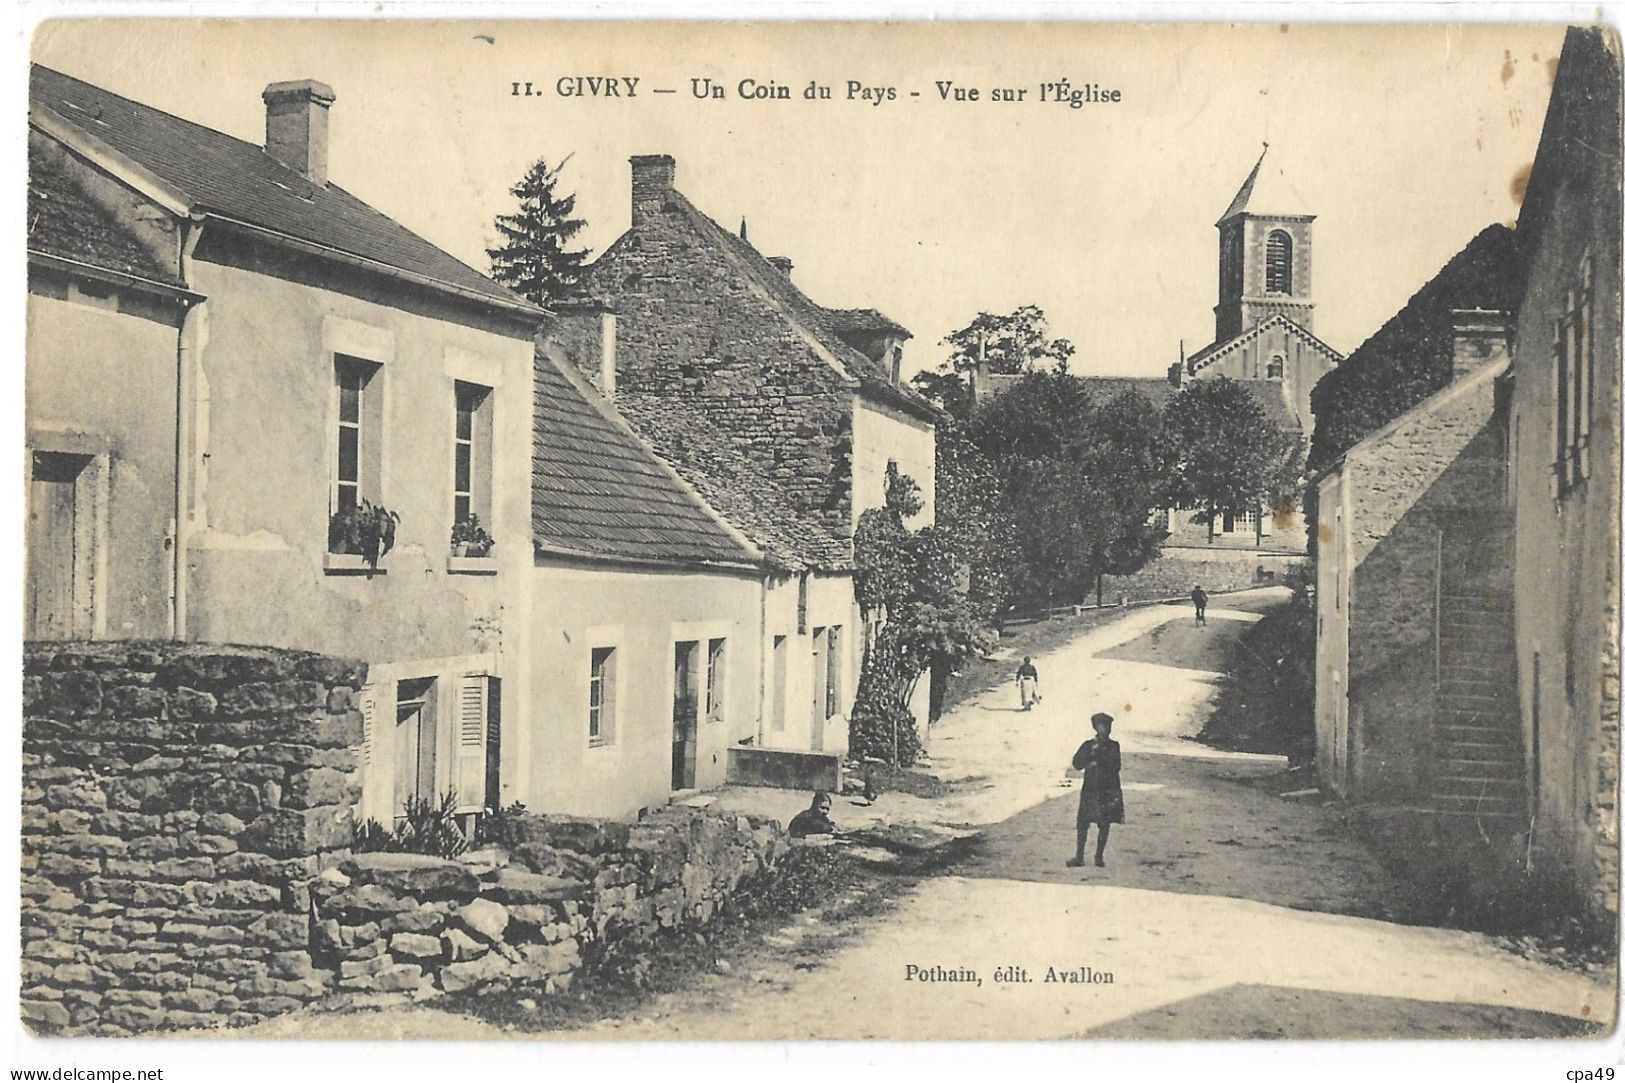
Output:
[454, 676, 489, 813]
[356, 687, 383, 823]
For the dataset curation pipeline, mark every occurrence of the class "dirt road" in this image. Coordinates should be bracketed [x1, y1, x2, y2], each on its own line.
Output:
[248, 590, 1615, 1040]
[569, 590, 1614, 1040]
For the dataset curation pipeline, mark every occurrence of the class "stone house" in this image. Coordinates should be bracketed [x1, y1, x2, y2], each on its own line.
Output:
[27, 66, 545, 826]
[1505, 26, 1621, 930]
[1308, 226, 1525, 812]
[543, 155, 938, 749]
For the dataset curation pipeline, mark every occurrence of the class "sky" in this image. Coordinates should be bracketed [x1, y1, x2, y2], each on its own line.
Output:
[31, 19, 1567, 379]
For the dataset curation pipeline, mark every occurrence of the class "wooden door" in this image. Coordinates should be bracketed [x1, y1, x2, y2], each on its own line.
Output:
[27, 452, 83, 640]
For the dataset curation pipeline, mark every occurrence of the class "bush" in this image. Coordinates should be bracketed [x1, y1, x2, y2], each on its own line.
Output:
[733, 845, 852, 918]
[1199, 590, 1314, 761]
[353, 790, 469, 859]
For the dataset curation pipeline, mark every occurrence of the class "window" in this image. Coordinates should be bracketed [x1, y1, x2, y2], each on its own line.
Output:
[1554, 254, 1594, 498]
[589, 647, 617, 746]
[811, 627, 828, 726]
[825, 626, 842, 720]
[1265, 230, 1293, 294]
[706, 638, 727, 723]
[890, 345, 904, 385]
[394, 678, 438, 815]
[796, 572, 810, 634]
[1266, 355, 1285, 380]
[453, 380, 494, 528]
[332, 355, 382, 537]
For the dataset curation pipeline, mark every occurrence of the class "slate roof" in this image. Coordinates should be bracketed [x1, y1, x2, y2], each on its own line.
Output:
[668, 191, 937, 423]
[30, 65, 538, 318]
[822, 307, 912, 338]
[616, 393, 852, 573]
[531, 350, 760, 568]
[27, 142, 183, 287]
[1219, 144, 1312, 223]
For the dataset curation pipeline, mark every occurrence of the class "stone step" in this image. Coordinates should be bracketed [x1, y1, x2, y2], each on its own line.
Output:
[1441, 757, 1522, 778]
[1432, 793, 1525, 815]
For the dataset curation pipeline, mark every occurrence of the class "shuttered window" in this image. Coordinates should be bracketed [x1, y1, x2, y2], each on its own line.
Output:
[453, 675, 492, 813]
[1265, 231, 1293, 294]
[356, 687, 384, 822]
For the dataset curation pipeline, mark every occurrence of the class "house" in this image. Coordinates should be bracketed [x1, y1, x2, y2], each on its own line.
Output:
[526, 343, 775, 818]
[1311, 307, 1516, 811]
[1506, 25, 1621, 931]
[542, 155, 938, 754]
[27, 67, 545, 827]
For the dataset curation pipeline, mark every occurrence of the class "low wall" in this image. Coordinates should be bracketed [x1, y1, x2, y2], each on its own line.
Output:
[20, 640, 790, 1035]
[1103, 547, 1305, 604]
[726, 745, 841, 792]
[21, 642, 366, 1034]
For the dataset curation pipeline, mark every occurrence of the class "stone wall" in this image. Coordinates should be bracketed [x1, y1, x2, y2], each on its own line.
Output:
[21, 640, 790, 1036]
[21, 642, 365, 1034]
[1101, 547, 1304, 605]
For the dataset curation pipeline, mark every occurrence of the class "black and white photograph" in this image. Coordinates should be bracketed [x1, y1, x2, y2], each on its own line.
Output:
[15, 12, 1623, 1058]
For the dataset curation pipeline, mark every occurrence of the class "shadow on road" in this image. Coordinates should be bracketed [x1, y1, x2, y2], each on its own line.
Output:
[1082, 982, 1606, 1039]
[956, 751, 1399, 922]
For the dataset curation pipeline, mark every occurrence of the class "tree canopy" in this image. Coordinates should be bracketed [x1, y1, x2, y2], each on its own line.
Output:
[941, 305, 1076, 376]
[487, 155, 591, 305]
[1162, 376, 1303, 524]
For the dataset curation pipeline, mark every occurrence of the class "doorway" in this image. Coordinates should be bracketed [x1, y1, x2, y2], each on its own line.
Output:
[672, 640, 699, 790]
[27, 451, 91, 640]
[810, 627, 828, 751]
[394, 677, 438, 818]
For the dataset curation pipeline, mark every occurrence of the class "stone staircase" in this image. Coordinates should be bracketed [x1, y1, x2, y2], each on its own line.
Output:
[1432, 591, 1526, 822]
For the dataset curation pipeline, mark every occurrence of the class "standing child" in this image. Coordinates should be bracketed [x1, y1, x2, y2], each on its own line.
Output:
[1017, 656, 1040, 710]
[1067, 712, 1125, 868]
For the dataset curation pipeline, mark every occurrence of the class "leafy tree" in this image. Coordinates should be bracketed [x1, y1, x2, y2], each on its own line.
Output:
[851, 464, 996, 762]
[487, 155, 591, 305]
[908, 368, 975, 422]
[941, 305, 1076, 376]
[1162, 376, 1303, 537]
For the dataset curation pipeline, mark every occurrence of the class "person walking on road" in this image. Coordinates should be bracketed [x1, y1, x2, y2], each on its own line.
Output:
[1191, 584, 1208, 627]
[1017, 656, 1041, 710]
[1067, 712, 1125, 868]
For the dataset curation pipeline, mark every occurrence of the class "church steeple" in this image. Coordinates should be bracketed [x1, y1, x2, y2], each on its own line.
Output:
[1214, 144, 1316, 343]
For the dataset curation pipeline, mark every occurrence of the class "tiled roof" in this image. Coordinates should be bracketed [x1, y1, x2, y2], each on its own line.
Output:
[671, 192, 937, 423]
[30, 65, 538, 318]
[822, 307, 912, 338]
[27, 142, 183, 286]
[531, 350, 760, 568]
[616, 392, 852, 572]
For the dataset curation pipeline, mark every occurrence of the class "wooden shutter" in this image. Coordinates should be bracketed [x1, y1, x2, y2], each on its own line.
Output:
[356, 687, 383, 823]
[454, 676, 489, 813]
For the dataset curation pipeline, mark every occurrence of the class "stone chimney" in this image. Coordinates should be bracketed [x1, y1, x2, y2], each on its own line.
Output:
[630, 154, 676, 227]
[543, 298, 618, 397]
[767, 256, 794, 279]
[262, 80, 336, 185]
[1450, 309, 1513, 380]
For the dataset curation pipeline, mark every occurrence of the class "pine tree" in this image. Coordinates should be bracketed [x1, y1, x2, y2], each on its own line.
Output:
[487, 155, 591, 305]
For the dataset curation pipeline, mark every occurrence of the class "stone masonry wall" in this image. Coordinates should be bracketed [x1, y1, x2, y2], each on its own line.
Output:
[21, 642, 365, 1034]
[580, 169, 856, 539]
[21, 640, 790, 1036]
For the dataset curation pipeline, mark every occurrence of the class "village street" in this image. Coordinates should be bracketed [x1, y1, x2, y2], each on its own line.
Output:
[251, 589, 1614, 1041]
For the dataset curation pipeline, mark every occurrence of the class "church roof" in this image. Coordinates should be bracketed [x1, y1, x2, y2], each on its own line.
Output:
[1186, 313, 1344, 374]
[1219, 145, 1313, 224]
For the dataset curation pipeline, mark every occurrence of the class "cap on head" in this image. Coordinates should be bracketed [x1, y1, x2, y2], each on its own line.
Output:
[1091, 712, 1114, 729]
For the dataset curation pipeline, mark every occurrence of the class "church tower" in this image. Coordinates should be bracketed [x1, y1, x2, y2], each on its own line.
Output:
[1214, 145, 1315, 343]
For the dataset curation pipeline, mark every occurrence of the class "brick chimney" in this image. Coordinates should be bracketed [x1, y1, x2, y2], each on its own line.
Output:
[630, 154, 676, 227]
[1450, 309, 1513, 380]
[543, 298, 618, 397]
[768, 256, 794, 279]
[262, 80, 336, 185]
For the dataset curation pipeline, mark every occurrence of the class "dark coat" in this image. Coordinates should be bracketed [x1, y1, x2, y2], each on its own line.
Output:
[1072, 737, 1125, 825]
[788, 808, 836, 838]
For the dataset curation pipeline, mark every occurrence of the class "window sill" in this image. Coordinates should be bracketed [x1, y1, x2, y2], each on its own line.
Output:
[448, 555, 499, 576]
[324, 553, 386, 576]
[587, 739, 614, 751]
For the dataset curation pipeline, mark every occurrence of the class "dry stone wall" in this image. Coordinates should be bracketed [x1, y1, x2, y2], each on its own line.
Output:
[21, 641, 789, 1035]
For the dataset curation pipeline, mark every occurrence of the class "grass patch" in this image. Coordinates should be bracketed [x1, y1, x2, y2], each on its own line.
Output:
[1197, 592, 1313, 761]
